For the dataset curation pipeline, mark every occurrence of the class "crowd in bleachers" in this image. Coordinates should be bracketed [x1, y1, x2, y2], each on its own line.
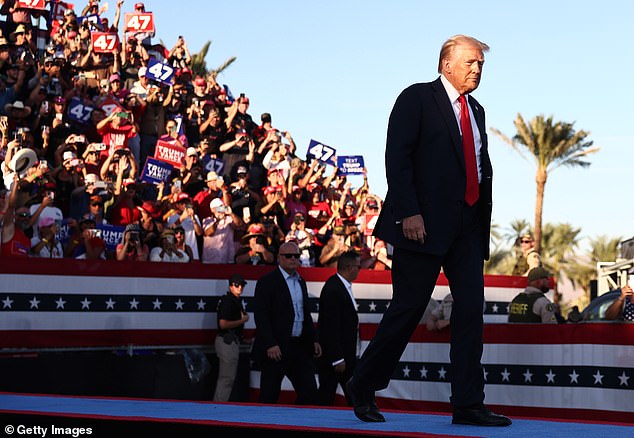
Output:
[0, 0, 392, 269]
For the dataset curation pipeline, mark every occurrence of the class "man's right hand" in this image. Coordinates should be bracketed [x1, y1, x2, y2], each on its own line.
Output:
[402, 214, 426, 244]
[620, 285, 633, 301]
[267, 345, 282, 361]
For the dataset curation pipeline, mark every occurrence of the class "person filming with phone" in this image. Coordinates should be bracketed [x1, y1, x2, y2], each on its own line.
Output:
[116, 223, 149, 261]
[605, 283, 634, 321]
[96, 109, 137, 159]
[150, 229, 190, 263]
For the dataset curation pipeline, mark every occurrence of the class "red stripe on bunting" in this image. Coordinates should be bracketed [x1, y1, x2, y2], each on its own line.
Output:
[1, 329, 218, 349]
[359, 322, 632, 345]
[0, 257, 531, 287]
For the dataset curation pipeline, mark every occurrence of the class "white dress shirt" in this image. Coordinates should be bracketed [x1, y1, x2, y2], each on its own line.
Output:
[280, 266, 304, 337]
[440, 74, 483, 182]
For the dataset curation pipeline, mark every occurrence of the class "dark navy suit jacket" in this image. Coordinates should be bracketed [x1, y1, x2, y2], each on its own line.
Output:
[252, 267, 317, 365]
[318, 274, 359, 367]
[373, 77, 492, 259]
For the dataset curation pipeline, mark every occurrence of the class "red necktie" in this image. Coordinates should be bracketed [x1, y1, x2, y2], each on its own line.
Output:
[459, 95, 479, 206]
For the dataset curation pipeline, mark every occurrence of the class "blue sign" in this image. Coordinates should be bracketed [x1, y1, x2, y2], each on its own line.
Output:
[146, 58, 175, 85]
[98, 224, 126, 252]
[171, 115, 184, 136]
[204, 158, 224, 174]
[78, 14, 102, 31]
[223, 84, 234, 103]
[337, 155, 365, 175]
[67, 97, 94, 125]
[141, 157, 174, 184]
[306, 139, 337, 166]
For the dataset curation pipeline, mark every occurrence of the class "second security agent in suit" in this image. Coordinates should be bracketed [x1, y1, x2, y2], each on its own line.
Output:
[253, 241, 322, 404]
[317, 249, 362, 406]
[346, 35, 511, 426]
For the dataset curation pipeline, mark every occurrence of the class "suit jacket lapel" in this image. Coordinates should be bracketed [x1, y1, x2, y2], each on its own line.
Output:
[468, 96, 486, 144]
[275, 268, 294, 309]
[431, 78, 464, 168]
[335, 275, 356, 313]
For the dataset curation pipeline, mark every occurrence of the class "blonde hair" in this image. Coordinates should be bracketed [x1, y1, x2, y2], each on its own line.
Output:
[437, 35, 490, 74]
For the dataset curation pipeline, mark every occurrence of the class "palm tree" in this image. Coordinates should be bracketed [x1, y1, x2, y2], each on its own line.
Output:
[531, 222, 581, 309]
[563, 235, 621, 315]
[190, 40, 236, 79]
[484, 222, 512, 273]
[491, 114, 598, 253]
[540, 222, 582, 276]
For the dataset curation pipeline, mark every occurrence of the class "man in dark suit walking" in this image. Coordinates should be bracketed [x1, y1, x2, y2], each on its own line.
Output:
[253, 241, 322, 404]
[317, 250, 361, 406]
[346, 35, 511, 427]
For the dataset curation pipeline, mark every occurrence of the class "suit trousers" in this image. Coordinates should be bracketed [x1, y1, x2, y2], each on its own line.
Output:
[213, 335, 240, 402]
[317, 358, 355, 406]
[258, 338, 319, 405]
[353, 203, 486, 408]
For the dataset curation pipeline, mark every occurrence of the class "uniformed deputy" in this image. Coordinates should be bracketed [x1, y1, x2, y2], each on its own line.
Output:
[512, 234, 542, 276]
[213, 273, 249, 401]
[508, 267, 557, 323]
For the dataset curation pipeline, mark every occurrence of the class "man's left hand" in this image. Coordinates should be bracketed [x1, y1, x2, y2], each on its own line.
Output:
[402, 214, 426, 244]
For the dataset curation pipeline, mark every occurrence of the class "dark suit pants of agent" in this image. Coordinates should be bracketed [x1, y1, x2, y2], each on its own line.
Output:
[259, 338, 319, 405]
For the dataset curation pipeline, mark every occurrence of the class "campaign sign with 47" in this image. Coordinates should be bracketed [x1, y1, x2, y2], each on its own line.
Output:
[124, 12, 155, 32]
[68, 97, 94, 125]
[146, 59, 175, 85]
[204, 157, 224, 175]
[17, 0, 46, 10]
[307, 139, 336, 166]
[92, 32, 119, 53]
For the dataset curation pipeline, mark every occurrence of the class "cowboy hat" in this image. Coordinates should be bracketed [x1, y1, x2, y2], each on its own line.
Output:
[240, 223, 265, 244]
[10, 24, 28, 40]
[4, 100, 32, 116]
[9, 148, 37, 177]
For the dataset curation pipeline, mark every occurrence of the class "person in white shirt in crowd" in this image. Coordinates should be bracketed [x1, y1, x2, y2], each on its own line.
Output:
[165, 193, 202, 261]
[285, 212, 315, 267]
[29, 216, 63, 258]
[201, 197, 243, 264]
[149, 229, 189, 263]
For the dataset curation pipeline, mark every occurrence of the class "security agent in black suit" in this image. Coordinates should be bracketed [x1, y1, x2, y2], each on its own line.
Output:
[346, 35, 511, 426]
[317, 250, 361, 406]
[253, 241, 322, 404]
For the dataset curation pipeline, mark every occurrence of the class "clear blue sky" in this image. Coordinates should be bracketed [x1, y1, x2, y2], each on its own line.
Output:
[121, 0, 633, 250]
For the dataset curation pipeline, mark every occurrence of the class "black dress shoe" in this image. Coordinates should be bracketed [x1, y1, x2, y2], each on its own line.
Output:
[452, 405, 512, 426]
[345, 379, 385, 423]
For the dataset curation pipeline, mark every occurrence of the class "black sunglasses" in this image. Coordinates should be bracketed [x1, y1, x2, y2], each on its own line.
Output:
[231, 282, 246, 288]
[281, 253, 301, 259]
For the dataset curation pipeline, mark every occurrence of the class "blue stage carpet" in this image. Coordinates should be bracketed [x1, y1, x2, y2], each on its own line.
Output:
[1, 393, 631, 437]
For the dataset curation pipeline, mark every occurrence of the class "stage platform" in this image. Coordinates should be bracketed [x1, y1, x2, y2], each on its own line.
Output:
[1, 393, 631, 437]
